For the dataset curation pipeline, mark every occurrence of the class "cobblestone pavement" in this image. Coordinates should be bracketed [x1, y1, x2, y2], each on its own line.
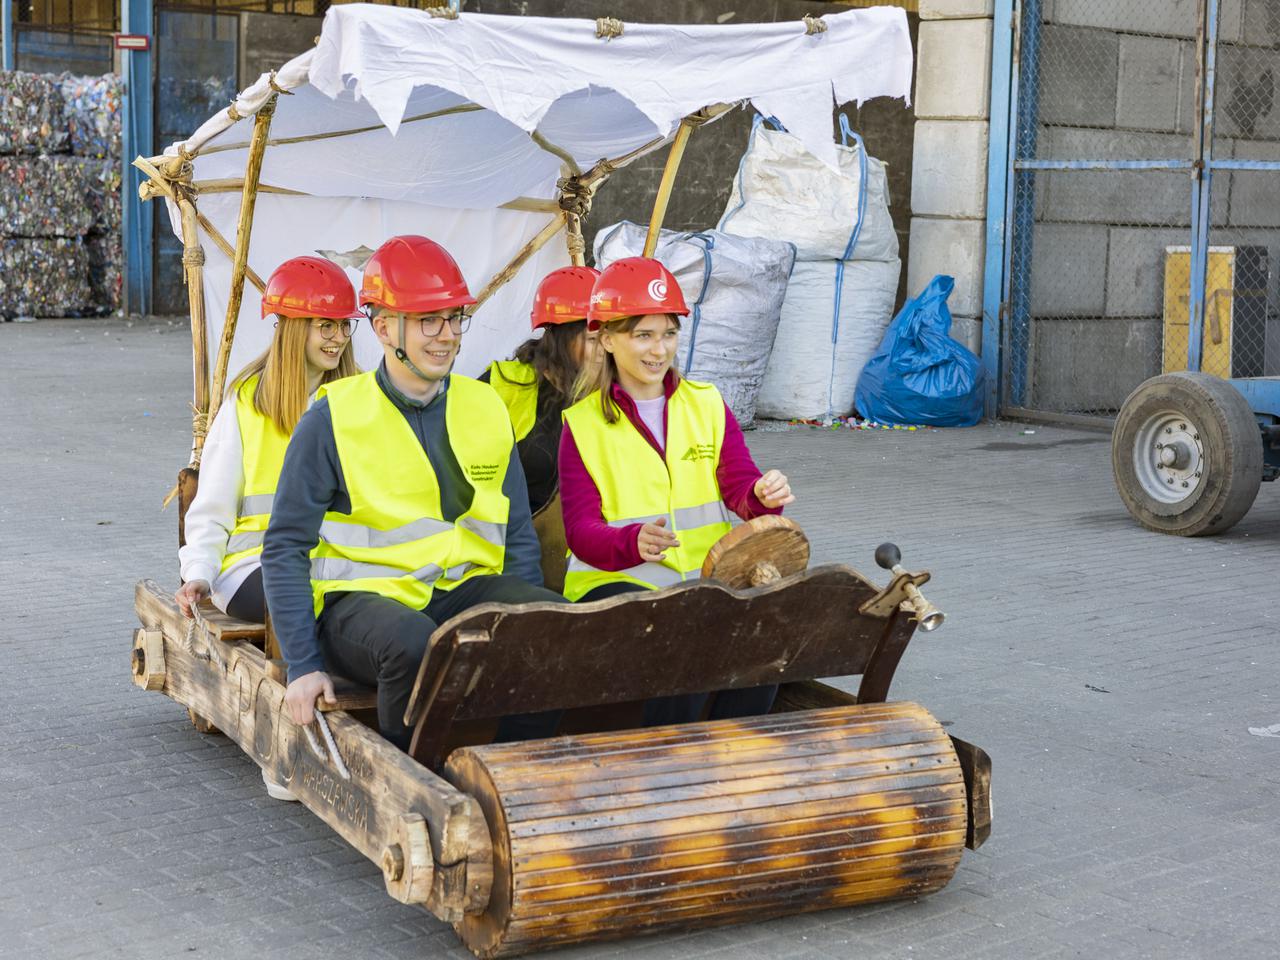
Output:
[2, 317, 1278, 960]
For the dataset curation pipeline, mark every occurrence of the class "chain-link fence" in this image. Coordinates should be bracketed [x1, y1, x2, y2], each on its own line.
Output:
[1004, 0, 1280, 419]
[1006, 0, 1202, 419]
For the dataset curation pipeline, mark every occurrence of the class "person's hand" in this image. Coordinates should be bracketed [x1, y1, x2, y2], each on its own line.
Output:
[175, 579, 211, 618]
[285, 671, 336, 726]
[754, 469, 795, 509]
[636, 516, 680, 563]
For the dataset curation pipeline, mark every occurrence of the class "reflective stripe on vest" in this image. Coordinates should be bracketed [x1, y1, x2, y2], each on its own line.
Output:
[561, 379, 731, 602]
[310, 371, 513, 615]
[221, 374, 292, 574]
[487, 359, 538, 442]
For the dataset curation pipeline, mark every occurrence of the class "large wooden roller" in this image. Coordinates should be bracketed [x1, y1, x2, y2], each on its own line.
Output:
[445, 701, 968, 958]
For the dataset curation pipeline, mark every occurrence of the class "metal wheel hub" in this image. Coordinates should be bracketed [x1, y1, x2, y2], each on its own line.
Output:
[1133, 411, 1205, 505]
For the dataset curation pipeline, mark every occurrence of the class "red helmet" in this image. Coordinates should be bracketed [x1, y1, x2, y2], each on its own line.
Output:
[531, 266, 600, 330]
[587, 257, 689, 329]
[359, 235, 477, 313]
[260, 256, 361, 321]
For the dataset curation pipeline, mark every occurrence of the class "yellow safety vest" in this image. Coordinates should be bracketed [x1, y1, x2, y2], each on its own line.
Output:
[221, 374, 291, 573]
[487, 359, 539, 442]
[562, 379, 733, 601]
[310, 371, 512, 615]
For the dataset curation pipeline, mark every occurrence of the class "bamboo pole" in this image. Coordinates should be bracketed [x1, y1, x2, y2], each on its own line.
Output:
[178, 195, 210, 463]
[206, 95, 277, 428]
[133, 157, 266, 293]
[565, 212, 586, 266]
[643, 117, 697, 257]
[473, 212, 567, 307]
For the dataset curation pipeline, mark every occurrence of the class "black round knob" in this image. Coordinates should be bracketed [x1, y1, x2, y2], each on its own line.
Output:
[874, 543, 901, 570]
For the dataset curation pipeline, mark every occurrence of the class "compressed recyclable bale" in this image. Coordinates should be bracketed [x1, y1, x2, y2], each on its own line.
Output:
[88, 233, 123, 313]
[0, 236, 92, 318]
[718, 119, 897, 263]
[594, 220, 795, 427]
[0, 71, 69, 154]
[755, 258, 900, 421]
[0, 156, 96, 237]
[60, 72, 123, 160]
[81, 157, 122, 234]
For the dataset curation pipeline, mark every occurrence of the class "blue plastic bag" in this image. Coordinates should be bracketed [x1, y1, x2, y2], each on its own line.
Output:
[854, 275, 985, 427]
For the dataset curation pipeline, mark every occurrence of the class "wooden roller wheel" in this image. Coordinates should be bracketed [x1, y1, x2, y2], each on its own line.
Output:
[701, 515, 809, 588]
[445, 702, 967, 958]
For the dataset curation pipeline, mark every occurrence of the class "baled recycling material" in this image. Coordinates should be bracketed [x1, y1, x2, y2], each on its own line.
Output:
[0, 237, 93, 318]
[0, 156, 97, 237]
[855, 275, 985, 428]
[0, 70, 122, 318]
[0, 71, 69, 155]
[60, 72, 123, 160]
[594, 220, 796, 428]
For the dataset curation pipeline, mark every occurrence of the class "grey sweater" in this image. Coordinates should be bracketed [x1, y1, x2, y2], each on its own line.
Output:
[261, 363, 542, 682]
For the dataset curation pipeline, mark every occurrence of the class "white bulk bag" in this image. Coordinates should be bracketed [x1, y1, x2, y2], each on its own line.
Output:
[718, 116, 898, 263]
[594, 220, 796, 427]
[755, 257, 901, 421]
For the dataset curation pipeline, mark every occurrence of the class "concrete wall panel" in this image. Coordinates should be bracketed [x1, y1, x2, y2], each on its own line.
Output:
[1116, 35, 1182, 132]
[911, 120, 989, 218]
[908, 217, 986, 316]
[915, 18, 993, 120]
[1029, 317, 1162, 412]
[1030, 222, 1109, 316]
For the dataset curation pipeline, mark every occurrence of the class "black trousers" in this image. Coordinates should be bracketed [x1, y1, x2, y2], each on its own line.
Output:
[318, 575, 566, 750]
[225, 567, 266, 623]
[577, 581, 778, 726]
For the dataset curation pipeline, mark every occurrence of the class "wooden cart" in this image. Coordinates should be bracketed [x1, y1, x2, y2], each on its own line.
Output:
[128, 10, 985, 954]
[132, 518, 990, 958]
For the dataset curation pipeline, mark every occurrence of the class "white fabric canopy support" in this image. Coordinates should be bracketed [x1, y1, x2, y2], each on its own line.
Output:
[155, 4, 912, 384]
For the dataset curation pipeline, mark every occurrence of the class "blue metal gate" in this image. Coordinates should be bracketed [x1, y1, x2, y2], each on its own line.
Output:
[1001, 0, 1280, 421]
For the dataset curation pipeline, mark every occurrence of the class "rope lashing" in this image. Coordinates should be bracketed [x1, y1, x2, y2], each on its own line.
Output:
[596, 17, 624, 39]
[182, 603, 227, 670]
[267, 72, 294, 96]
[190, 410, 209, 440]
[426, 5, 459, 18]
[566, 228, 586, 263]
[181, 246, 205, 268]
[226, 102, 244, 123]
[804, 14, 827, 35]
[303, 711, 351, 781]
[556, 175, 595, 217]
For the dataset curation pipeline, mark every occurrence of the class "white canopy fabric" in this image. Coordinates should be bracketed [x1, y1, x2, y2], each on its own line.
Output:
[163, 3, 912, 378]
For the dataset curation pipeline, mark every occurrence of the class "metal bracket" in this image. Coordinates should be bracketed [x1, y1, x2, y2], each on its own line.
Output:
[859, 569, 931, 620]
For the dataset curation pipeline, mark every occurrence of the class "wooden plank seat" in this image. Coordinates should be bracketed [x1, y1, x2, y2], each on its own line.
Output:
[405, 563, 920, 770]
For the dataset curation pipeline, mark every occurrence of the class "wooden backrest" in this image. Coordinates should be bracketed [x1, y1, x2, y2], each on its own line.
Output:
[406, 564, 919, 767]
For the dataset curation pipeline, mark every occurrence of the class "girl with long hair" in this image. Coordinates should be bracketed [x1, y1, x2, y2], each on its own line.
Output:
[479, 266, 603, 516]
[176, 256, 360, 624]
[558, 257, 795, 724]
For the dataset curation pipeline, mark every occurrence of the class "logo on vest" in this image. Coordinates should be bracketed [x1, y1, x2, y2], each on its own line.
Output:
[680, 443, 716, 462]
[468, 462, 501, 483]
[647, 278, 668, 301]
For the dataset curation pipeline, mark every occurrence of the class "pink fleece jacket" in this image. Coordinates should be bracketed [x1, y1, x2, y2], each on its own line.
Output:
[558, 373, 781, 572]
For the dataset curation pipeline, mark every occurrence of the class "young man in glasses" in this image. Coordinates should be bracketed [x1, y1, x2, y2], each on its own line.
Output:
[261, 235, 564, 754]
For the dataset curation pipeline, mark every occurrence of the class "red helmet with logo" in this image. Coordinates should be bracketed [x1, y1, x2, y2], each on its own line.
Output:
[359, 235, 477, 313]
[260, 256, 361, 321]
[586, 257, 689, 329]
[531, 266, 600, 330]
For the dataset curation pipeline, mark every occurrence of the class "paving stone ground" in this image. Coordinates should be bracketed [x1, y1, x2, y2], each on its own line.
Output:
[2, 316, 1278, 960]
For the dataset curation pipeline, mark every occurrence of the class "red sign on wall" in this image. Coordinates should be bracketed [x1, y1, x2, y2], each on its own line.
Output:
[113, 34, 151, 51]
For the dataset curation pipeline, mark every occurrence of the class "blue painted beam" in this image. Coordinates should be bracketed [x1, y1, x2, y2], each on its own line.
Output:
[2, 0, 14, 71]
[1229, 378, 1280, 420]
[1015, 158, 1192, 171]
[980, 0, 1016, 420]
[1207, 159, 1280, 170]
[121, 0, 154, 316]
[1188, 0, 1220, 375]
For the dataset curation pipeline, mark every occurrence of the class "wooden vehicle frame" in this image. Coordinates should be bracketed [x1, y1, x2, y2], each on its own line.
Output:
[130, 12, 991, 956]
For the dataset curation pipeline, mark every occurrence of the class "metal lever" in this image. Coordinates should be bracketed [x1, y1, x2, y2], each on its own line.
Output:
[874, 543, 946, 632]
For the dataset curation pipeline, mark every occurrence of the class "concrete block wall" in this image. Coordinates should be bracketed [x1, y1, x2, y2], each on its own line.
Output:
[908, 0, 994, 356]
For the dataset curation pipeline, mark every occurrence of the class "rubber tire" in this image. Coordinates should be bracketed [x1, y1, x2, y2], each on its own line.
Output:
[1112, 372, 1262, 536]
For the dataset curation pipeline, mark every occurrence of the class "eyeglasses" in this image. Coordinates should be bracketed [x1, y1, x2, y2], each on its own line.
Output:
[313, 318, 358, 340]
[416, 313, 471, 338]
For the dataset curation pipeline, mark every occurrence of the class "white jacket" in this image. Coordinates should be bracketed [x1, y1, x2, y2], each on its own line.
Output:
[178, 397, 258, 612]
